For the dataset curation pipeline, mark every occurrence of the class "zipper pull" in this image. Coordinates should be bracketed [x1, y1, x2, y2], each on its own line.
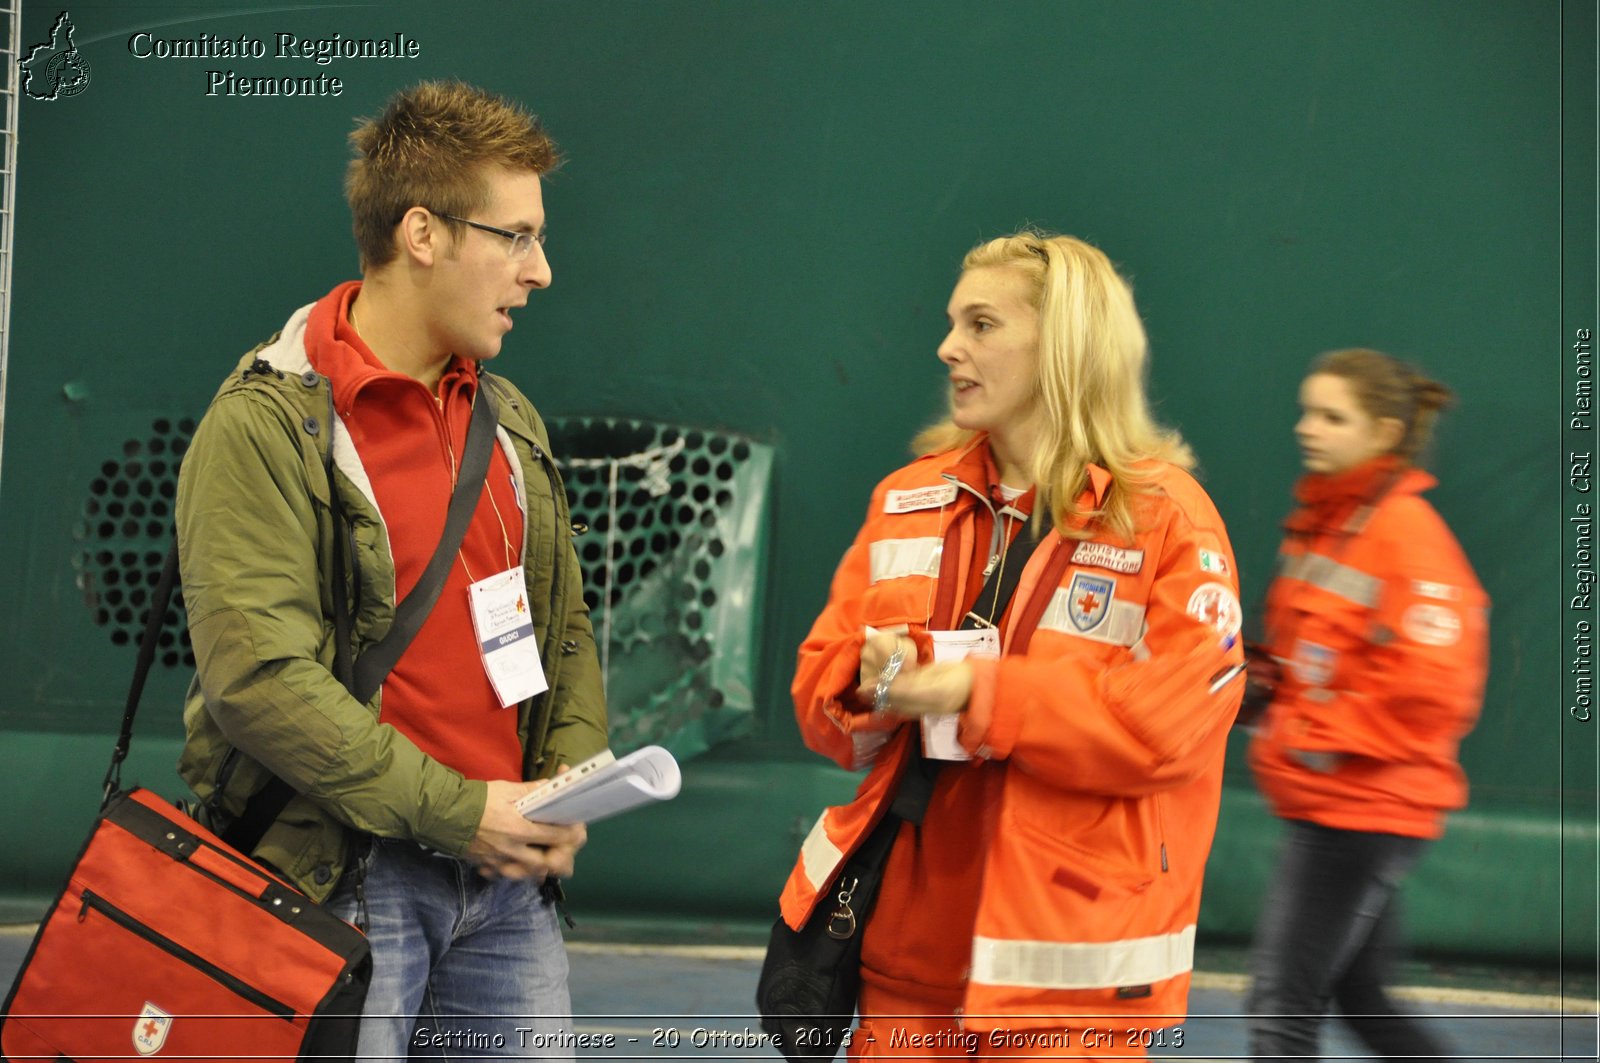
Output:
[981, 553, 1000, 577]
[78, 895, 89, 922]
[825, 876, 859, 939]
[540, 877, 576, 928]
[353, 847, 371, 933]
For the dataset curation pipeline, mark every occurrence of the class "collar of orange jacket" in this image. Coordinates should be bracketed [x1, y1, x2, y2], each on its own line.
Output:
[942, 432, 1110, 514]
[1287, 454, 1435, 534]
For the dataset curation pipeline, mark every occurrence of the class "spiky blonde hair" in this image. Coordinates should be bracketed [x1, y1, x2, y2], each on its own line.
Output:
[346, 81, 560, 271]
[914, 231, 1194, 543]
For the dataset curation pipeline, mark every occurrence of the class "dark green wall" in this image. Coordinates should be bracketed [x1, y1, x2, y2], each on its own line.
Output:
[1, 1, 1589, 962]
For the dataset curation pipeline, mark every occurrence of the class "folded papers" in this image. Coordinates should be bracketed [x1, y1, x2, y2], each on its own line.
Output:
[515, 745, 682, 825]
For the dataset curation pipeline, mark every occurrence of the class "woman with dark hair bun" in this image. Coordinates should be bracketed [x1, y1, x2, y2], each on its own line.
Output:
[1245, 349, 1489, 1062]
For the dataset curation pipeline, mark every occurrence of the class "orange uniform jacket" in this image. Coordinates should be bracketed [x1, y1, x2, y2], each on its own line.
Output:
[1249, 458, 1488, 838]
[779, 437, 1246, 1028]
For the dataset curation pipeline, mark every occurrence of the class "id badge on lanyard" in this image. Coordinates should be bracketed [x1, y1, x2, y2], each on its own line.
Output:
[467, 567, 549, 707]
[922, 628, 1000, 761]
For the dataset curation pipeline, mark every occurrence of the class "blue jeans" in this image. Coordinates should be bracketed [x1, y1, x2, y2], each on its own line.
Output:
[1246, 820, 1450, 1063]
[327, 837, 574, 1061]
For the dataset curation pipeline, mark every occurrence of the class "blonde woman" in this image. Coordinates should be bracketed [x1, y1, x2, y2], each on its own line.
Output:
[1246, 350, 1488, 1062]
[776, 233, 1246, 1058]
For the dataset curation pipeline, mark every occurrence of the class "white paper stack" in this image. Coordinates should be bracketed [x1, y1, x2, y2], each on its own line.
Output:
[515, 745, 681, 825]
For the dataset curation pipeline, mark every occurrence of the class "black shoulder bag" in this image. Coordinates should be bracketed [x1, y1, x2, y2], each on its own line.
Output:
[756, 511, 1050, 1062]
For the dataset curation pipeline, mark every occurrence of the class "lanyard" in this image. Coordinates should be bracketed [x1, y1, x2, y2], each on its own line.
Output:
[960, 509, 1049, 633]
[893, 506, 1052, 825]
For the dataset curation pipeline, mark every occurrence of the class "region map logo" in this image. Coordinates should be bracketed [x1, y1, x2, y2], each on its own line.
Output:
[20, 11, 92, 101]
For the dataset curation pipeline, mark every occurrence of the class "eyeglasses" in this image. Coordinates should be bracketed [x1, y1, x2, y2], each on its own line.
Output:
[432, 211, 545, 261]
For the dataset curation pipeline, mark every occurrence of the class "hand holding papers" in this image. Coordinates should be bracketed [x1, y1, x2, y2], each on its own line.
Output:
[515, 745, 682, 825]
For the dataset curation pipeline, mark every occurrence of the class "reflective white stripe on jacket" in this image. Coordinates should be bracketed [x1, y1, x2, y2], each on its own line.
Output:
[781, 438, 1244, 1026]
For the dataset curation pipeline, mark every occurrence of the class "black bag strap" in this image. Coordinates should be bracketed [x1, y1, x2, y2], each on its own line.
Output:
[103, 383, 501, 846]
[330, 392, 356, 697]
[958, 508, 1050, 635]
[351, 385, 497, 704]
[223, 385, 500, 852]
[101, 543, 181, 808]
[889, 506, 1051, 825]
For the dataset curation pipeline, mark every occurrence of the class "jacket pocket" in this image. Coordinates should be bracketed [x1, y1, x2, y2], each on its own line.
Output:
[1005, 811, 1154, 901]
[79, 890, 296, 1019]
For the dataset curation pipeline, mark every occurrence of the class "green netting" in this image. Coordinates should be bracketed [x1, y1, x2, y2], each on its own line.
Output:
[70, 417, 196, 669]
[548, 418, 771, 762]
[66, 414, 773, 764]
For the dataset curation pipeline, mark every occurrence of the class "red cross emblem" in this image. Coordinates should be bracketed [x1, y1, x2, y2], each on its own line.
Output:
[1067, 572, 1114, 633]
[132, 1002, 172, 1055]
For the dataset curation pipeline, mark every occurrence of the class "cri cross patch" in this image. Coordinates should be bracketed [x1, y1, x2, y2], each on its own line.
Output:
[1403, 603, 1462, 647]
[1067, 572, 1114, 632]
[1186, 581, 1243, 639]
[1292, 640, 1337, 687]
[133, 1002, 173, 1055]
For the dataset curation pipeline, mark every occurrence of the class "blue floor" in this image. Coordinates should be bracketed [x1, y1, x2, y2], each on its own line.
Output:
[2, 925, 1595, 1060]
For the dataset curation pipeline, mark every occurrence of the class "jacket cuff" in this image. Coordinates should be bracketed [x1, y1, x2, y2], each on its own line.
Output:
[825, 632, 901, 734]
[832, 689, 903, 734]
[959, 658, 1011, 759]
[419, 778, 486, 856]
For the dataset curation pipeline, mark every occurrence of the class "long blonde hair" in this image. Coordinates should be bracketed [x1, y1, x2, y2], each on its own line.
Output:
[914, 231, 1193, 542]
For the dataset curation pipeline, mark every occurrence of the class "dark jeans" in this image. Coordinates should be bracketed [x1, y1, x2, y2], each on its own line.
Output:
[1246, 820, 1452, 1063]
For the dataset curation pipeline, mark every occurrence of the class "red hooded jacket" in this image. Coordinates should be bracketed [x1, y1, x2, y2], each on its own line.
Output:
[1249, 457, 1488, 838]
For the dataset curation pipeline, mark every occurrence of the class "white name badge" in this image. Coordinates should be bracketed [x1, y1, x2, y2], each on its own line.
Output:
[467, 568, 548, 708]
[884, 484, 959, 513]
[922, 629, 1000, 761]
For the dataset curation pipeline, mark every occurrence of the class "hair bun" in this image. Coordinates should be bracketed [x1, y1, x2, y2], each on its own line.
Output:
[1411, 375, 1455, 413]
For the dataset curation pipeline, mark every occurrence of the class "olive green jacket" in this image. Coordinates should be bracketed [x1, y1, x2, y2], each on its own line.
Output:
[175, 302, 608, 902]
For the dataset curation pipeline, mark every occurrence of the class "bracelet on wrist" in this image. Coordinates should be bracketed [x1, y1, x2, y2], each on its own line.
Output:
[873, 646, 907, 716]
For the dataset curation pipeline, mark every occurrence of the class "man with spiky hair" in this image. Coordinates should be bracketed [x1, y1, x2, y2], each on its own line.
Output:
[176, 81, 608, 1057]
